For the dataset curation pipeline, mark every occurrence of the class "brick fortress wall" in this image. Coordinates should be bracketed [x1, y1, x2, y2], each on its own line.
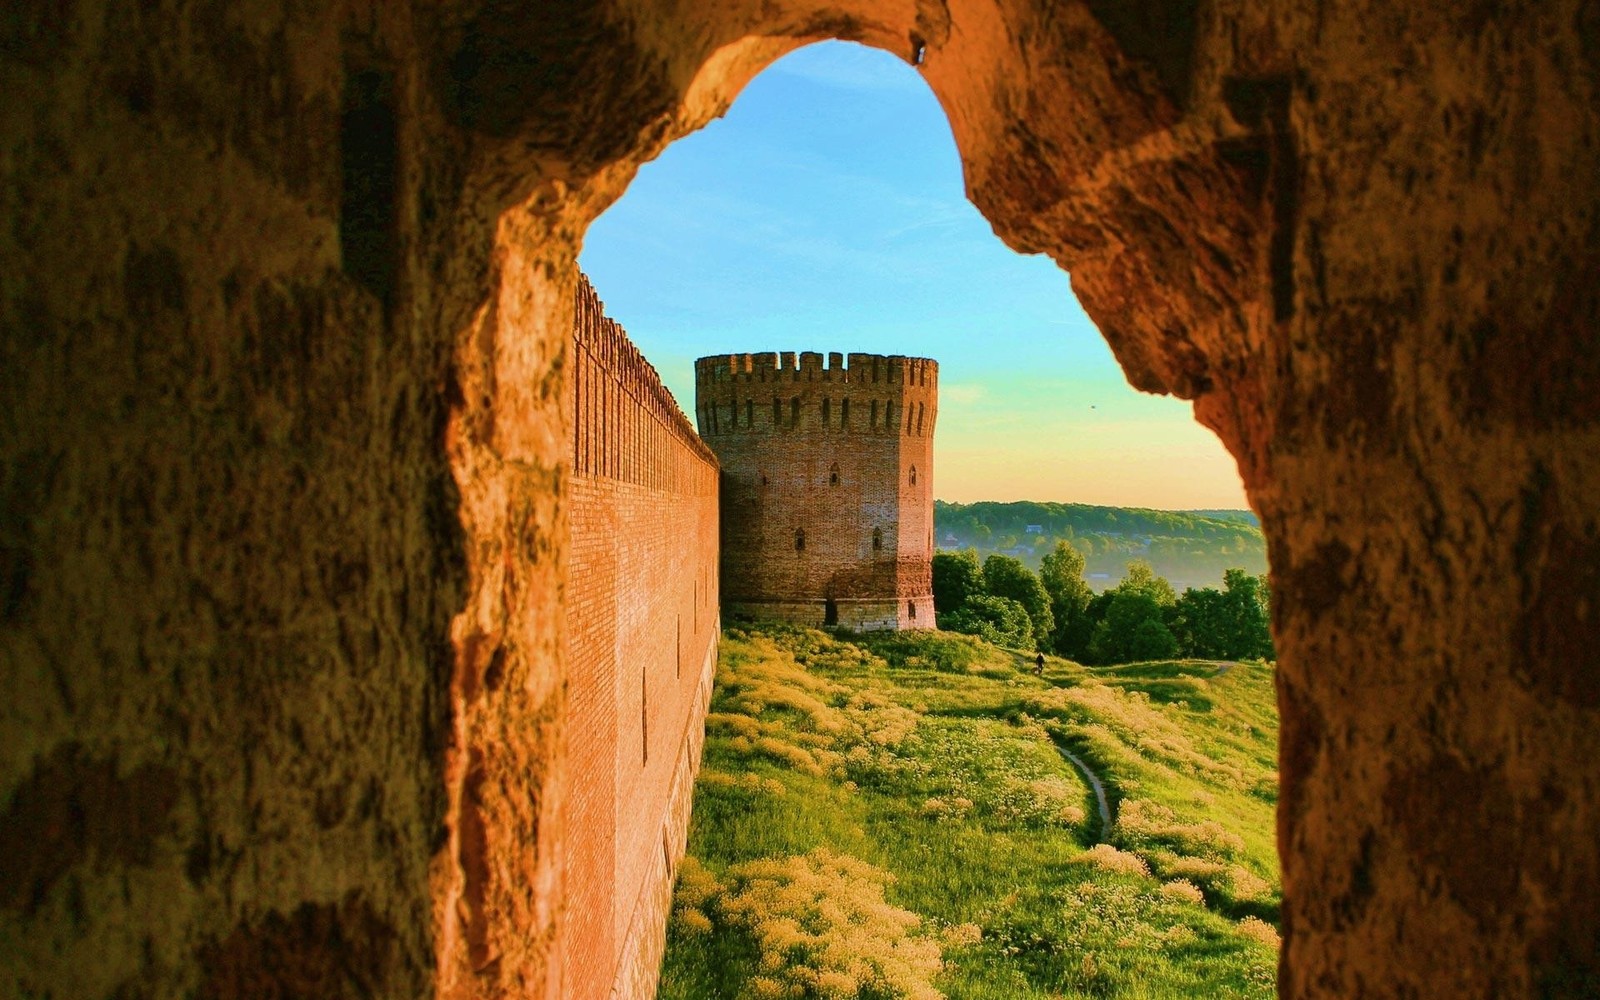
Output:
[566, 276, 720, 1000]
[695, 352, 937, 631]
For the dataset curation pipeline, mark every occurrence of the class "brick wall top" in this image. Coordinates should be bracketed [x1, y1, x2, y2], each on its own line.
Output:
[695, 351, 938, 389]
[574, 273, 719, 476]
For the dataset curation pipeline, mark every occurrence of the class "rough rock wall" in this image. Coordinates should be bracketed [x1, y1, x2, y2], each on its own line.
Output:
[0, 4, 464, 997]
[566, 276, 719, 1000]
[695, 352, 938, 630]
[2, 0, 1597, 999]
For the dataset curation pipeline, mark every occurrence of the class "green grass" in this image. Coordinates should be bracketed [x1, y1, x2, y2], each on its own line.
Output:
[659, 624, 1280, 1000]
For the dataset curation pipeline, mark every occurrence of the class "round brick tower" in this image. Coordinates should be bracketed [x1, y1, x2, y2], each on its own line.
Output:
[694, 351, 937, 631]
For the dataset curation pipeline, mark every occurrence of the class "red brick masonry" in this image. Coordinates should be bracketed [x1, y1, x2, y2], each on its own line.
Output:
[565, 277, 720, 1000]
[695, 351, 937, 631]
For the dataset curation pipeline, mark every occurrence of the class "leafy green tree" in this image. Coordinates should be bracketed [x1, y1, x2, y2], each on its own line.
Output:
[1119, 559, 1177, 606]
[1166, 570, 1275, 660]
[1039, 541, 1093, 657]
[1169, 585, 1230, 658]
[941, 594, 1033, 649]
[1081, 562, 1186, 663]
[1128, 617, 1180, 661]
[1071, 591, 1114, 663]
[932, 549, 984, 615]
[1220, 569, 1274, 659]
[1088, 590, 1172, 663]
[982, 554, 1054, 650]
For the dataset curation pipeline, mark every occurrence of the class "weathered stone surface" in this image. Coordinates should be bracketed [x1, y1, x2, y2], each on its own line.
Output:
[2, 1, 1596, 999]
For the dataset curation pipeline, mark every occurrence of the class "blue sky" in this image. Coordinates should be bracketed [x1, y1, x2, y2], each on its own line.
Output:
[578, 41, 1247, 509]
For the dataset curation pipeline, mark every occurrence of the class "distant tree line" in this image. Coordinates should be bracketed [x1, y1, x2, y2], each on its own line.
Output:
[935, 499, 1260, 543]
[934, 500, 1267, 593]
[932, 542, 1274, 664]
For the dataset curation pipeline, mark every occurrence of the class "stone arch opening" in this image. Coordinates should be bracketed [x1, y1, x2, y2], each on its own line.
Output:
[441, 8, 1598, 999]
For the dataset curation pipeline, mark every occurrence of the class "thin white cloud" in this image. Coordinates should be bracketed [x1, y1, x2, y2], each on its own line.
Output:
[877, 203, 971, 243]
[940, 383, 987, 405]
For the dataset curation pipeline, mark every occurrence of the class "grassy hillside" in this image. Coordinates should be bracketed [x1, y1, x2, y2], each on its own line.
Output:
[659, 624, 1280, 1000]
[934, 500, 1267, 592]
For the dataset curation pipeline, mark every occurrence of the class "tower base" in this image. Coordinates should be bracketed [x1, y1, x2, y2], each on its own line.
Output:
[724, 596, 935, 632]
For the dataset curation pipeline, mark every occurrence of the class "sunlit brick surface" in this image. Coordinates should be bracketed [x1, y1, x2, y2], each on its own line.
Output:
[566, 278, 720, 1000]
[695, 352, 937, 631]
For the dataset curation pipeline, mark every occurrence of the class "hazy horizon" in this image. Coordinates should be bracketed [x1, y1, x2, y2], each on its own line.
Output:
[579, 41, 1248, 510]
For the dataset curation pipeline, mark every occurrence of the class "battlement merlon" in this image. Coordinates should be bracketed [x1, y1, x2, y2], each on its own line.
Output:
[575, 273, 719, 468]
[694, 352, 938, 387]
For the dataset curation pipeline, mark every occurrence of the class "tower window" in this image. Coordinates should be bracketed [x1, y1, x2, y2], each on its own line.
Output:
[795, 528, 806, 552]
[829, 462, 840, 486]
[908, 601, 916, 619]
[917, 402, 925, 433]
[841, 398, 850, 428]
[791, 397, 800, 427]
[872, 527, 883, 552]
[746, 398, 754, 426]
[910, 466, 918, 486]
[885, 401, 894, 431]
[822, 398, 830, 424]
[760, 471, 769, 487]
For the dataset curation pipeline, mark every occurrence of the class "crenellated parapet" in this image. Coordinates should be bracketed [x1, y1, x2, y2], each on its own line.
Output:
[693, 351, 938, 438]
[694, 350, 937, 387]
[573, 275, 718, 485]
